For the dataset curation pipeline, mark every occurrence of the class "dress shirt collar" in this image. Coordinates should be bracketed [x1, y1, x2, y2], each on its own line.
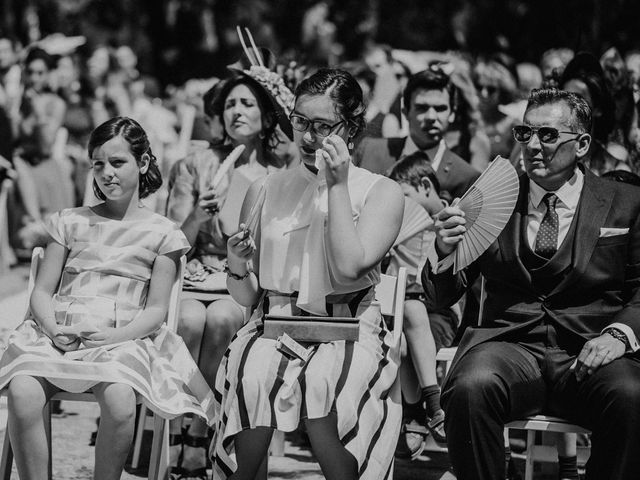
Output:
[401, 137, 446, 171]
[528, 168, 584, 210]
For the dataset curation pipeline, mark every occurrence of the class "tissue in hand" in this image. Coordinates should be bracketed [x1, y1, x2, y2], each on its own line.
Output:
[315, 149, 326, 172]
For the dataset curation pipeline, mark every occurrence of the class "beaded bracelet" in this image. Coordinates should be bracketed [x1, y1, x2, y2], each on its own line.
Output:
[223, 261, 252, 281]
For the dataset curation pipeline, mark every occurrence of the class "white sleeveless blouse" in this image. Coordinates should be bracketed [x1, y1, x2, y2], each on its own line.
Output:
[259, 163, 383, 315]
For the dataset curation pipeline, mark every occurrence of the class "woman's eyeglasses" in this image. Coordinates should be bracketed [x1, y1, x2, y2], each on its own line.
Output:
[512, 125, 581, 144]
[289, 113, 346, 137]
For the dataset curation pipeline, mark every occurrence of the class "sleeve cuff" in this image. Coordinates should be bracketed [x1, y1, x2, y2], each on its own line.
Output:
[427, 244, 455, 274]
[602, 323, 640, 352]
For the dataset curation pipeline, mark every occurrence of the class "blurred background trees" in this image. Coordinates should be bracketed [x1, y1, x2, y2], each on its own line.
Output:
[0, 0, 638, 87]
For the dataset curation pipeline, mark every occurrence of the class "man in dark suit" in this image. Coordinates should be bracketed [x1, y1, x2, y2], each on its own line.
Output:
[424, 88, 640, 480]
[354, 68, 480, 201]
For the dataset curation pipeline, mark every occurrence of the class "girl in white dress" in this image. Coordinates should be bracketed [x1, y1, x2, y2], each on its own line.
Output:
[211, 69, 405, 480]
[0, 117, 214, 480]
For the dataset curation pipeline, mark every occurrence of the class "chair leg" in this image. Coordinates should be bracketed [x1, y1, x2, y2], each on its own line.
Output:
[524, 430, 535, 480]
[0, 400, 54, 480]
[269, 430, 285, 457]
[148, 414, 169, 480]
[0, 427, 13, 480]
[131, 404, 148, 469]
[44, 401, 52, 480]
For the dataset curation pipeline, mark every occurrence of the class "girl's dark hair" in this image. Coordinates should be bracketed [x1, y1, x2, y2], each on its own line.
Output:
[389, 151, 441, 193]
[88, 116, 162, 200]
[294, 68, 367, 139]
[25, 47, 56, 71]
[211, 74, 278, 151]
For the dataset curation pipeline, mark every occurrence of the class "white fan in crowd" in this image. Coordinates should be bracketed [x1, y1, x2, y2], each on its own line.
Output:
[453, 156, 520, 272]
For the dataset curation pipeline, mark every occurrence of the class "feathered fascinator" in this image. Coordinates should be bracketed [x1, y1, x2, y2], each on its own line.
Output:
[230, 27, 294, 139]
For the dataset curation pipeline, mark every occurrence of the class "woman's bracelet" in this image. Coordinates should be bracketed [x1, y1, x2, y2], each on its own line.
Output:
[223, 261, 252, 281]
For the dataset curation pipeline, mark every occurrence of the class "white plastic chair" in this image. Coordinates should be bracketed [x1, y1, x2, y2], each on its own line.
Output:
[0, 247, 186, 480]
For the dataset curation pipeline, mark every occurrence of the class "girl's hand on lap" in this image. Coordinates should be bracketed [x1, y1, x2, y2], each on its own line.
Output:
[321, 134, 350, 187]
[52, 329, 81, 352]
[82, 327, 124, 348]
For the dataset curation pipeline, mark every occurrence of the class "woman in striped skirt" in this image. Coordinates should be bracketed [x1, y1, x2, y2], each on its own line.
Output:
[210, 68, 405, 480]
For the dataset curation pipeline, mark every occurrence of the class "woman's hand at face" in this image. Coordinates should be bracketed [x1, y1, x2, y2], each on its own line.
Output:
[227, 223, 256, 263]
[319, 134, 351, 187]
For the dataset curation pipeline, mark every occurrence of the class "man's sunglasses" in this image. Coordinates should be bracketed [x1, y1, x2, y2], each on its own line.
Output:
[512, 125, 582, 144]
[289, 113, 346, 137]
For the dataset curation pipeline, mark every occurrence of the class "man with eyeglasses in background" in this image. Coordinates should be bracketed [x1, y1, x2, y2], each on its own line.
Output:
[424, 88, 640, 480]
[354, 68, 480, 202]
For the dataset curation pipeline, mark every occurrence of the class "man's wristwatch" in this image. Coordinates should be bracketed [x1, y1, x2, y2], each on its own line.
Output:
[604, 328, 630, 349]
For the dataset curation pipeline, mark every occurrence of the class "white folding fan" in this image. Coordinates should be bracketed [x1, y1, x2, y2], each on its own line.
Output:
[453, 156, 520, 273]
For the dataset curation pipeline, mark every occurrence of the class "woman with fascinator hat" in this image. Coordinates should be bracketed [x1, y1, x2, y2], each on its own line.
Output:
[165, 37, 297, 479]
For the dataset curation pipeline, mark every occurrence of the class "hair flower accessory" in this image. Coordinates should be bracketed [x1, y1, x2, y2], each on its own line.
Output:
[230, 26, 294, 140]
[244, 65, 295, 116]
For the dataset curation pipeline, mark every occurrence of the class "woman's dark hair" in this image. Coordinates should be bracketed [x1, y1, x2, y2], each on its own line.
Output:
[203, 79, 227, 119]
[389, 151, 441, 194]
[211, 74, 278, 151]
[25, 47, 56, 71]
[294, 68, 367, 139]
[88, 116, 162, 200]
[560, 54, 615, 142]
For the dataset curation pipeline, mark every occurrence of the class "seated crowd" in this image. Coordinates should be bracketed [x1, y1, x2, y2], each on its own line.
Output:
[2, 30, 640, 480]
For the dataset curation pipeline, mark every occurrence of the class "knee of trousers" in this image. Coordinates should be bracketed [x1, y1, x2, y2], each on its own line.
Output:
[441, 368, 507, 414]
[601, 379, 640, 423]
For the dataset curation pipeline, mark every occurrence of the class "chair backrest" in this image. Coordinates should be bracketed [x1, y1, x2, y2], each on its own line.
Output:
[477, 275, 486, 326]
[26, 247, 185, 333]
[25, 247, 45, 316]
[375, 267, 407, 345]
[0, 179, 15, 272]
[165, 256, 185, 332]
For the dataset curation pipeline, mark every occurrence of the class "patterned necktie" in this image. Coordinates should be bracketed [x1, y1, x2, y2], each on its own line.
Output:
[534, 193, 559, 259]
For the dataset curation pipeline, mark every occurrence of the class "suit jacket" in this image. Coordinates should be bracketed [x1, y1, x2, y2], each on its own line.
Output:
[422, 167, 640, 372]
[353, 137, 480, 200]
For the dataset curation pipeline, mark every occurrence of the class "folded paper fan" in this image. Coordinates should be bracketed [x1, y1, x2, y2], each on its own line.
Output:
[242, 182, 266, 236]
[453, 156, 520, 272]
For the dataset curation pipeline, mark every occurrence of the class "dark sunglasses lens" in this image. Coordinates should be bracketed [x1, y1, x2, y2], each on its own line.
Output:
[513, 126, 531, 143]
[538, 127, 559, 143]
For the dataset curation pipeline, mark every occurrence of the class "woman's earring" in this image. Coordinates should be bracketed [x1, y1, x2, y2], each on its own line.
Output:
[259, 131, 266, 139]
[348, 141, 354, 151]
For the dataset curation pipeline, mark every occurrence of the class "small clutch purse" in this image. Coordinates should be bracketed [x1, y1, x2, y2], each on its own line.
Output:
[263, 314, 360, 343]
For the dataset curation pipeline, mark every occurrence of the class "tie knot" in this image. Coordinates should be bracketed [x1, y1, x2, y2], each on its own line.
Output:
[543, 193, 558, 210]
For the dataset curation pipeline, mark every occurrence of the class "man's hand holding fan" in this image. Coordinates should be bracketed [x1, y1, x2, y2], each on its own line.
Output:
[434, 157, 520, 273]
